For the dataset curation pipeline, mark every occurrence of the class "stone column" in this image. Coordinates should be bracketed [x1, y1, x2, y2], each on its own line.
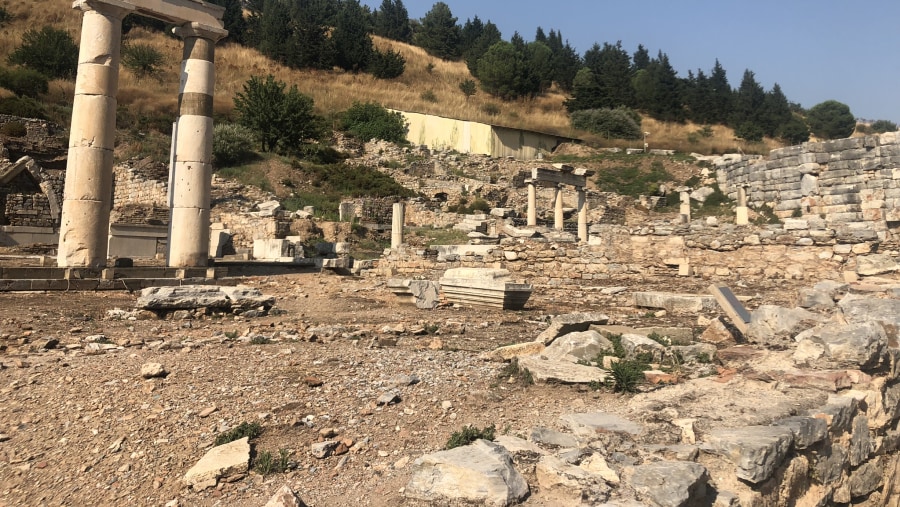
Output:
[168, 23, 227, 267]
[577, 188, 588, 242]
[526, 180, 537, 226]
[679, 191, 691, 224]
[391, 202, 405, 248]
[57, 0, 134, 268]
[554, 185, 565, 230]
[735, 186, 749, 225]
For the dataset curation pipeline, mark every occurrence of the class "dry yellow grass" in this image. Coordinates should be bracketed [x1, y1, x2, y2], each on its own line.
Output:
[4, 0, 779, 155]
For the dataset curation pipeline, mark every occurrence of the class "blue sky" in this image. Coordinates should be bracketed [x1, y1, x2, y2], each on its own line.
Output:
[362, 0, 900, 124]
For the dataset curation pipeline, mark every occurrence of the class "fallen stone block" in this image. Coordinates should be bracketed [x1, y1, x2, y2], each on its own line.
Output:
[439, 268, 532, 310]
[183, 437, 251, 490]
[795, 321, 887, 369]
[627, 461, 709, 507]
[219, 285, 276, 311]
[137, 286, 230, 310]
[535, 455, 610, 505]
[387, 279, 441, 309]
[704, 426, 794, 483]
[479, 341, 546, 362]
[264, 484, 307, 507]
[542, 330, 613, 362]
[560, 412, 643, 439]
[404, 439, 529, 507]
[633, 292, 718, 314]
[517, 355, 607, 384]
[536, 312, 610, 345]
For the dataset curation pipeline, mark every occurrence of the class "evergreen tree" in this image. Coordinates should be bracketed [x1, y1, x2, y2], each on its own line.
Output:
[592, 41, 635, 109]
[564, 67, 602, 112]
[459, 16, 484, 55]
[730, 69, 766, 137]
[778, 114, 810, 145]
[464, 20, 500, 76]
[234, 74, 325, 153]
[682, 69, 711, 124]
[250, 0, 293, 65]
[526, 41, 553, 93]
[373, 0, 411, 42]
[632, 44, 650, 72]
[414, 2, 460, 60]
[633, 51, 683, 122]
[549, 33, 581, 92]
[760, 83, 792, 137]
[8, 26, 78, 79]
[209, 0, 245, 43]
[707, 59, 732, 124]
[807, 100, 856, 139]
[477, 41, 530, 100]
[332, 0, 373, 72]
[534, 27, 547, 44]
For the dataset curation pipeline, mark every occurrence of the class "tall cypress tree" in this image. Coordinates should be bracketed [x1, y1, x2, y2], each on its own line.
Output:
[373, 0, 411, 42]
[707, 59, 733, 125]
[332, 0, 373, 72]
[414, 2, 460, 60]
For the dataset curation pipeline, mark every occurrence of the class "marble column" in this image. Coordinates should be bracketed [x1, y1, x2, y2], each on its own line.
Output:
[554, 185, 564, 230]
[391, 202, 405, 248]
[57, 0, 134, 268]
[526, 180, 537, 226]
[735, 186, 749, 225]
[577, 188, 588, 242]
[168, 22, 227, 267]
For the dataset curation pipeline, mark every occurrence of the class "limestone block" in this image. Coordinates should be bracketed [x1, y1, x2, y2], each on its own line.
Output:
[183, 437, 250, 490]
[856, 253, 900, 276]
[628, 461, 709, 507]
[137, 285, 230, 310]
[170, 162, 212, 208]
[69, 94, 117, 150]
[633, 292, 718, 314]
[480, 342, 546, 362]
[541, 330, 613, 362]
[704, 426, 794, 483]
[174, 115, 214, 163]
[535, 455, 610, 505]
[516, 355, 606, 384]
[529, 427, 580, 448]
[535, 312, 610, 345]
[560, 412, 643, 438]
[404, 440, 529, 507]
[772, 416, 827, 449]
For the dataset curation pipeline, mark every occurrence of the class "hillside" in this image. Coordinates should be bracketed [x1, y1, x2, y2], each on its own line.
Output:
[1, 0, 785, 156]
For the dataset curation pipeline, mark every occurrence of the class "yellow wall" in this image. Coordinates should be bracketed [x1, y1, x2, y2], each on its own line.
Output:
[394, 110, 566, 160]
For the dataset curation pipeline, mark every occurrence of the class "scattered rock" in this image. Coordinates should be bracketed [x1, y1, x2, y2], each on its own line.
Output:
[140, 363, 167, 379]
[182, 437, 251, 490]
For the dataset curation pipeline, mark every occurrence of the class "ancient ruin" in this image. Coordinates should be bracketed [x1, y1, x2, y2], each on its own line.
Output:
[57, 0, 226, 268]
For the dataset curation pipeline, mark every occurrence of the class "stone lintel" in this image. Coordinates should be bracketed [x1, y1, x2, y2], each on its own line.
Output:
[74, 0, 136, 18]
[121, 0, 224, 29]
[173, 21, 228, 42]
[532, 167, 588, 188]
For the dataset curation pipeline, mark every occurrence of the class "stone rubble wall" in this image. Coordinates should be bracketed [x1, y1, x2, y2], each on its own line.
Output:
[112, 164, 169, 209]
[214, 211, 291, 251]
[716, 132, 900, 237]
[3, 193, 54, 227]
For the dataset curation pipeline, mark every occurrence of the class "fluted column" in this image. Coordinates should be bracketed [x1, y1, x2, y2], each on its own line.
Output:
[168, 22, 227, 267]
[577, 188, 588, 242]
[526, 180, 536, 226]
[57, 0, 133, 267]
[554, 185, 564, 230]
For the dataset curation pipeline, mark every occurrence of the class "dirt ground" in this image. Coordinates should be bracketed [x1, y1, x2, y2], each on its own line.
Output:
[0, 264, 811, 507]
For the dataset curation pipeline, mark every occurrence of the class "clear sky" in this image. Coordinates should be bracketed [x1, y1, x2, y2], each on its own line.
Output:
[362, 0, 900, 124]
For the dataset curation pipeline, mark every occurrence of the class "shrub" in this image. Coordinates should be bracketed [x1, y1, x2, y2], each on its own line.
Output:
[0, 67, 48, 98]
[481, 103, 500, 116]
[570, 107, 642, 140]
[608, 360, 647, 393]
[340, 101, 408, 144]
[0, 121, 27, 137]
[596, 161, 673, 198]
[212, 123, 257, 167]
[459, 79, 476, 100]
[0, 97, 46, 119]
[214, 421, 262, 446]
[420, 90, 438, 103]
[869, 119, 898, 134]
[446, 424, 496, 449]
[8, 26, 79, 80]
[0, 7, 10, 27]
[806, 100, 856, 140]
[121, 43, 164, 80]
[234, 74, 326, 154]
[368, 48, 405, 79]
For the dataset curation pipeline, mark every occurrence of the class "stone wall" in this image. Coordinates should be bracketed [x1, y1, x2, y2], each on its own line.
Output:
[112, 160, 169, 209]
[716, 132, 900, 241]
[214, 211, 291, 251]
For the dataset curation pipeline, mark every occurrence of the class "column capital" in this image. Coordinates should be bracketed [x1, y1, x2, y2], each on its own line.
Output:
[73, 0, 135, 19]
[173, 22, 228, 42]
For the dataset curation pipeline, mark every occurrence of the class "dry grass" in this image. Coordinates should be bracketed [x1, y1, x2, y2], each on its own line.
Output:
[3, 0, 778, 155]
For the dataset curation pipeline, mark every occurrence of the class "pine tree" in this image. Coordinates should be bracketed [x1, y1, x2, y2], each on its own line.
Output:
[707, 59, 732, 125]
[730, 69, 766, 138]
[632, 44, 650, 72]
[414, 2, 461, 60]
[373, 0, 411, 42]
[332, 0, 373, 72]
[464, 20, 500, 76]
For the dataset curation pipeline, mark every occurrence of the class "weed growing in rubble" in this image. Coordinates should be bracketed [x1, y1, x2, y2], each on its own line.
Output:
[214, 422, 262, 446]
[646, 332, 670, 346]
[446, 424, 496, 449]
[499, 358, 534, 385]
[223, 331, 239, 340]
[254, 448, 291, 476]
[608, 360, 647, 393]
[250, 335, 272, 345]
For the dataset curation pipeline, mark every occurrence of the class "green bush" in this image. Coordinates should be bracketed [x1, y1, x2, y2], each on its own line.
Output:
[212, 123, 258, 167]
[214, 421, 262, 446]
[869, 119, 898, 134]
[121, 43, 164, 80]
[8, 26, 78, 79]
[420, 89, 438, 103]
[340, 101, 408, 144]
[234, 74, 326, 154]
[368, 47, 405, 79]
[0, 67, 48, 98]
[596, 160, 673, 198]
[481, 103, 500, 116]
[0, 121, 27, 137]
[0, 96, 46, 119]
[570, 107, 642, 140]
[446, 424, 496, 449]
[459, 79, 476, 100]
[806, 100, 856, 140]
[608, 360, 647, 393]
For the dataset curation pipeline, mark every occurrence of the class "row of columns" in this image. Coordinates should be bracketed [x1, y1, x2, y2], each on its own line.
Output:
[526, 180, 589, 242]
[57, 0, 225, 268]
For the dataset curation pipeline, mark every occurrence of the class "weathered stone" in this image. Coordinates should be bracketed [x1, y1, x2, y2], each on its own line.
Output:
[404, 440, 529, 507]
[746, 305, 825, 345]
[772, 416, 827, 449]
[560, 412, 643, 439]
[536, 312, 610, 345]
[140, 362, 167, 379]
[670, 343, 717, 363]
[516, 355, 606, 384]
[849, 414, 871, 467]
[704, 426, 794, 483]
[856, 253, 900, 276]
[628, 461, 709, 507]
[797, 287, 835, 310]
[632, 292, 717, 314]
[529, 427, 579, 448]
[839, 295, 900, 343]
[698, 318, 737, 346]
[620, 333, 666, 362]
[808, 395, 858, 435]
[183, 437, 251, 490]
[535, 455, 610, 505]
[799, 321, 887, 369]
[814, 443, 847, 484]
[263, 484, 306, 507]
[137, 286, 230, 310]
[848, 456, 883, 498]
[219, 285, 275, 310]
[493, 435, 546, 462]
[542, 330, 613, 362]
[480, 341, 546, 362]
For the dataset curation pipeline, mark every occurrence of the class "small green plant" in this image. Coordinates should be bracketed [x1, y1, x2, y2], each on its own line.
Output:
[459, 79, 476, 101]
[696, 352, 712, 364]
[253, 448, 291, 476]
[481, 103, 500, 116]
[212, 123, 258, 168]
[425, 62, 435, 73]
[341, 101, 408, 143]
[446, 424, 496, 449]
[0, 67, 48, 98]
[249, 335, 272, 345]
[753, 204, 781, 225]
[424, 323, 440, 335]
[420, 90, 438, 103]
[121, 43, 164, 80]
[498, 358, 534, 385]
[214, 421, 262, 446]
[608, 360, 647, 393]
[367, 47, 405, 79]
[605, 333, 627, 359]
[646, 332, 669, 346]
[223, 330, 238, 339]
[0, 96, 46, 119]
[791, 208, 803, 218]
